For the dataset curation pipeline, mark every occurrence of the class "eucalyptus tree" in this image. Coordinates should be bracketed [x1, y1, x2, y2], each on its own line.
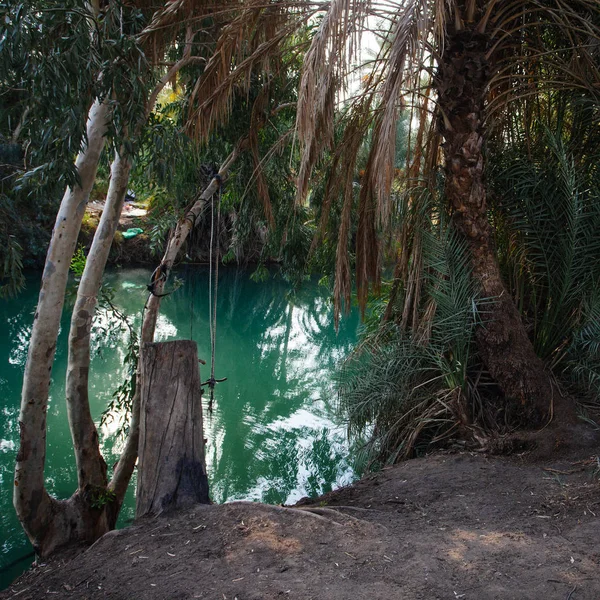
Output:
[7, 0, 130, 558]
[64, 21, 204, 508]
[11, 0, 319, 559]
[294, 0, 600, 421]
[0, 0, 106, 292]
[11, 0, 221, 557]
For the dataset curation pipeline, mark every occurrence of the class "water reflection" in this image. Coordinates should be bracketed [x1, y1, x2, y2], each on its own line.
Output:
[0, 267, 359, 588]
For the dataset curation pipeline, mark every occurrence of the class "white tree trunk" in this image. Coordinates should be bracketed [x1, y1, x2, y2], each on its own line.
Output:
[14, 99, 110, 550]
[66, 150, 132, 491]
[14, 19, 206, 561]
[66, 57, 199, 501]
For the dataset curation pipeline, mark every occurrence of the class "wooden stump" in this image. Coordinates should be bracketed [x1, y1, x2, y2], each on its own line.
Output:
[136, 340, 209, 518]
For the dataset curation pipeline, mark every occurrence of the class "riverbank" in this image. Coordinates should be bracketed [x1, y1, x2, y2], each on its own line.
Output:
[79, 197, 267, 267]
[80, 199, 156, 265]
[0, 268, 360, 590]
[3, 440, 599, 600]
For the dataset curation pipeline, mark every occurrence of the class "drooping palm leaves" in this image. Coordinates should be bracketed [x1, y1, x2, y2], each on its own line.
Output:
[291, 0, 600, 320]
[293, 0, 600, 461]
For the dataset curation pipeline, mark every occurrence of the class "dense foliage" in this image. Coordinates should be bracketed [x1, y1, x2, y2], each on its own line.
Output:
[3, 0, 600, 479]
[0, 0, 151, 291]
[339, 109, 600, 468]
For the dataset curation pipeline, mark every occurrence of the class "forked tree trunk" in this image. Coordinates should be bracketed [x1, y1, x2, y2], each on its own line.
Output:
[64, 54, 200, 510]
[14, 99, 112, 555]
[436, 27, 552, 418]
[136, 341, 209, 517]
[15, 26, 205, 561]
[66, 151, 132, 493]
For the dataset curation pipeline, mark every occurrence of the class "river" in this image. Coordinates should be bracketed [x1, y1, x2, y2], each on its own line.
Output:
[0, 267, 359, 588]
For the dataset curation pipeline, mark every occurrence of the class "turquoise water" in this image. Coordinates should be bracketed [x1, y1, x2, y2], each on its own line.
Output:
[0, 267, 359, 588]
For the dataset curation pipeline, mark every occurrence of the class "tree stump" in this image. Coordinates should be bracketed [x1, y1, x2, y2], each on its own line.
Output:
[136, 340, 209, 518]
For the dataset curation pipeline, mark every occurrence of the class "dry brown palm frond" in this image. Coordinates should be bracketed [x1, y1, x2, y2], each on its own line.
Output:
[138, 0, 219, 61]
[328, 97, 379, 330]
[302, 0, 449, 324]
[295, 0, 371, 205]
[309, 95, 374, 254]
[332, 122, 369, 327]
[333, 176, 354, 330]
[355, 170, 380, 316]
[484, 0, 600, 122]
[186, 4, 313, 141]
[380, 81, 436, 325]
[414, 297, 436, 346]
[400, 226, 421, 330]
[249, 85, 275, 228]
[306, 94, 381, 325]
[366, 0, 440, 227]
[186, 0, 266, 137]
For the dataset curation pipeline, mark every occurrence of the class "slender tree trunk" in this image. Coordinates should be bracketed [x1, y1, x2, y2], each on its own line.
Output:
[65, 52, 200, 507]
[107, 146, 241, 511]
[14, 22, 204, 560]
[141, 147, 240, 343]
[14, 99, 111, 554]
[436, 26, 552, 418]
[107, 148, 236, 511]
[66, 150, 132, 492]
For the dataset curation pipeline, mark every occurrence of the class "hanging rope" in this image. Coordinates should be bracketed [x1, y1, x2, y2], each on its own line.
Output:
[211, 186, 221, 383]
[203, 175, 227, 411]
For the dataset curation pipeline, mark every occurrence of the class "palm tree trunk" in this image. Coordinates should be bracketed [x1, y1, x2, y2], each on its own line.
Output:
[436, 27, 552, 418]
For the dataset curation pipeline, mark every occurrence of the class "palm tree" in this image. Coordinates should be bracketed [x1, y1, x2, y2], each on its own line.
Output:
[294, 0, 600, 418]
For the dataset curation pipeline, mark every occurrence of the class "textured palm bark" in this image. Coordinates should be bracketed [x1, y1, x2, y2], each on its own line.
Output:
[436, 27, 552, 417]
[14, 99, 111, 553]
[66, 151, 132, 491]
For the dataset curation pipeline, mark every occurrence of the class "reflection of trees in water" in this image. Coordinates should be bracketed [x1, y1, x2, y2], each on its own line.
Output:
[303, 429, 347, 498]
[5, 267, 358, 506]
[252, 428, 350, 504]
[260, 431, 300, 504]
[190, 270, 358, 503]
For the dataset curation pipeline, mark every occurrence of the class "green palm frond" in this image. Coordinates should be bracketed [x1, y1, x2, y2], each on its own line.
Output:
[566, 293, 600, 402]
[337, 219, 478, 468]
[492, 128, 600, 360]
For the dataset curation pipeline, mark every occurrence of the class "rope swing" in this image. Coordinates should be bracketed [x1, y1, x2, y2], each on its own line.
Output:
[202, 175, 227, 411]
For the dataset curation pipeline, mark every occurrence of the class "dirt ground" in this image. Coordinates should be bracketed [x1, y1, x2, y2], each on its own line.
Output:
[87, 199, 148, 231]
[3, 436, 599, 600]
